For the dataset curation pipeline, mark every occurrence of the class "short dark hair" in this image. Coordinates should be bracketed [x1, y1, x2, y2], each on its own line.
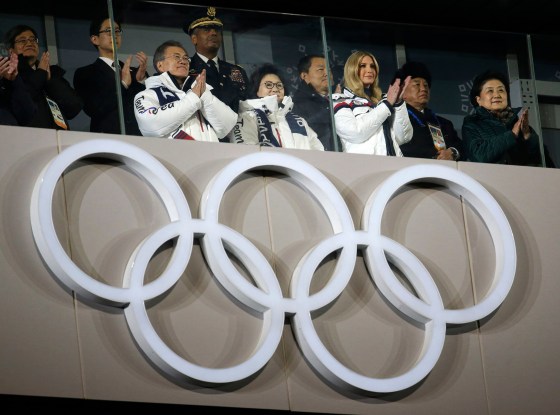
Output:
[88, 16, 122, 50]
[153, 40, 186, 73]
[248, 63, 289, 98]
[4, 24, 38, 48]
[297, 54, 325, 75]
[469, 70, 510, 107]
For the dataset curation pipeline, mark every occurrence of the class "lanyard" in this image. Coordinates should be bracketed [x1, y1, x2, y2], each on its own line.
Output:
[407, 108, 441, 129]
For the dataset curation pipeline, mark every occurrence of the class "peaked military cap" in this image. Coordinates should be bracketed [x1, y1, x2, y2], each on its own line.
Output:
[185, 6, 223, 35]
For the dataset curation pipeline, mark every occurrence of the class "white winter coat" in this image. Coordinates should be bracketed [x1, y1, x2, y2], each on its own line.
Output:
[332, 88, 412, 155]
[228, 95, 324, 151]
[134, 72, 237, 141]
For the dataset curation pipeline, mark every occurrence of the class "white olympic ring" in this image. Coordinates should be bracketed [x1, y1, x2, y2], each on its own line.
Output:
[30, 139, 516, 393]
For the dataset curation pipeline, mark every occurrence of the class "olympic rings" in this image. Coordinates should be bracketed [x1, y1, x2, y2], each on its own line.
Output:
[30, 139, 516, 392]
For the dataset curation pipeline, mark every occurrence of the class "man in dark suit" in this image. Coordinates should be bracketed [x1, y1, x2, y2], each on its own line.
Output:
[393, 61, 465, 161]
[5, 24, 82, 130]
[184, 6, 248, 121]
[73, 16, 148, 136]
[293, 54, 341, 152]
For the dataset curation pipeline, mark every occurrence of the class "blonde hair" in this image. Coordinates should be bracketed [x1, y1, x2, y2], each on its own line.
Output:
[342, 50, 382, 104]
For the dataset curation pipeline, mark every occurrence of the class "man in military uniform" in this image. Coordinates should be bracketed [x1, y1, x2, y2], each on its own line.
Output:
[185, 6, 248, 122]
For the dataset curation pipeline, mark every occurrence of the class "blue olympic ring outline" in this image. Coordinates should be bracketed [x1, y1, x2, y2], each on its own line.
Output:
[30, 139, 516, 393]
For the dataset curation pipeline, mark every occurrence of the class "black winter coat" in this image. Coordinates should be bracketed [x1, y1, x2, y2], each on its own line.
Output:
[292, 81, 341, 152]
[462, 106, 540, 165]
[17, 56, 82, 130]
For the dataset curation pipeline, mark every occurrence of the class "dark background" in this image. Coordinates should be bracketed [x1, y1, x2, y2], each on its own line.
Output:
[5, 0, 558, 36]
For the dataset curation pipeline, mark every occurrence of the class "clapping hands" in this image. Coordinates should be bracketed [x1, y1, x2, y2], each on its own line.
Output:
[192, 69, 206, 97]
[37, 51, 51, 80]
[0, 53, 18, 81]
[119, 51, 148, 87]
[513, 108, 531, 140]
[135, 51, 148, 82]
[386, 75, 411, 106]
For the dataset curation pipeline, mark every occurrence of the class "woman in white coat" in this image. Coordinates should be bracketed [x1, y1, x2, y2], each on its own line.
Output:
[332, 50, 412, 156]
[228, 63, 324, 150]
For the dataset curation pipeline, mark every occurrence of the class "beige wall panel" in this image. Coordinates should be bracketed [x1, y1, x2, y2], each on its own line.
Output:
[2, 126, 557, 414]
[459, 162, 560, 415]
[266, 151, 488, 414]
[0, 127, 83, 398]
[55, 134, 291, 410]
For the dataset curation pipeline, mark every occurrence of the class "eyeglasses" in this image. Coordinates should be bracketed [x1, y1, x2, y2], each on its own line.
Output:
[98, 28, 123, 35]
[14, 36, 39, 46]
[262, 81, 284, 90]
[164, 54, 191, 63]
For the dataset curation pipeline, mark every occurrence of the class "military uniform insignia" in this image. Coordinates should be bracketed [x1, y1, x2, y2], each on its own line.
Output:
[229, 68, 245, 84]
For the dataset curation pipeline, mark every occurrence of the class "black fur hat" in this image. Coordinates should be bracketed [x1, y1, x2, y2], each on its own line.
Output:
[469, 70, 510, 107]
[392, 61, 432, 87]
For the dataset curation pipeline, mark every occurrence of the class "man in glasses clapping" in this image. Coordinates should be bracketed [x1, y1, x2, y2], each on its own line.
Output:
[5, 24, 82, 130]
[73, 15, 148, 136]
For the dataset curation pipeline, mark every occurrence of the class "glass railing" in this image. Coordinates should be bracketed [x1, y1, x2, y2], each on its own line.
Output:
[1, 1, 558, 167]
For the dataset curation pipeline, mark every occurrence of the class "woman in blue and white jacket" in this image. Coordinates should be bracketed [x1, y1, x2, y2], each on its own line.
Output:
[134, 40, 237, 141]
[332, 50, 412, 156]
[228, 63, 324, 151]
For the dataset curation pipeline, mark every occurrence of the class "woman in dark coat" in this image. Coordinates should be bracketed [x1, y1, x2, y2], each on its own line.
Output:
[462, 70, 541, 166]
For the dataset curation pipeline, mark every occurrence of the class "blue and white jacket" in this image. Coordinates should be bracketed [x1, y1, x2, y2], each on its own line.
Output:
[134, 71, 237, 141]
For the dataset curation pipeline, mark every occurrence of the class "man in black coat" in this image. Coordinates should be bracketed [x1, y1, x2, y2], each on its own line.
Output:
[73, 16, 148, 136]
[184, 6, 248, 123]
[0, 53, 36, 126]
[394, 61, 464, 161]
[5, 24, 82, 130]
[293, 54, 341, 152]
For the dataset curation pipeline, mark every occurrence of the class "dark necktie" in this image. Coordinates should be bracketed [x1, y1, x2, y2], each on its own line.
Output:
[207, 59, 219, 78]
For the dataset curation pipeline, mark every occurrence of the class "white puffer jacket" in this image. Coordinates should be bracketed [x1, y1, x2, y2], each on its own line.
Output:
[134, 72, 237, 141]
[332, 88, 412, 156]
[228, 95, 324, 151]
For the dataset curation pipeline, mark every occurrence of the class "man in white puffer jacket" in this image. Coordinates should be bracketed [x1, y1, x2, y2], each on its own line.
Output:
[228, 63, 324, 151]
[134, 40, 237, 141]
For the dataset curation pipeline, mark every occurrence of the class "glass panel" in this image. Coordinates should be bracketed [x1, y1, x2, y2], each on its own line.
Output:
[324, 18, 398, 155]
[0, 2, 556, 166]
[64, 0, 144, 136]
[529, 34, 560, 167]
[403, 26, 528, 142]
[532, 34, 560, 82]
[324, 18, 549, 167]
[108, 2, 329, 149]
[0, 4, 113, 132]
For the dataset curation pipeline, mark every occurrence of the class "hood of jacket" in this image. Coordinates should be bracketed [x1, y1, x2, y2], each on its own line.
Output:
[144, 72, 213, 93]
[239, 95, 293, 116]
[145, 72, 184, 91]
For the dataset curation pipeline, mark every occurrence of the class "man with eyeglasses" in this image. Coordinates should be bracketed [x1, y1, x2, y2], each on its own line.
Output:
[184, 7, 248, 123]
[4, 24, 83, 130]
[133, 40, 237, 141]
[73, 16, 148, 136]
